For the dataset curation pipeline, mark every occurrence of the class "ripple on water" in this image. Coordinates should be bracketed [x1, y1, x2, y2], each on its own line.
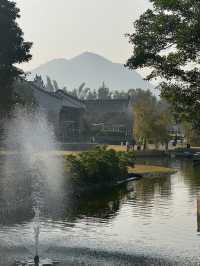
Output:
[1, 159, 200, 265]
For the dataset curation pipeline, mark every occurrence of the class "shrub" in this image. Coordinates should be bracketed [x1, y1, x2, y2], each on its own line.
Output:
[66, 146, 135, 184]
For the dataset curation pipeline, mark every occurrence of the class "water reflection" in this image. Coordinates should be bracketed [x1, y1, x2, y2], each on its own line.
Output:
[55, 169, 173, 225]
[135, 175, 172, 202]
[197, 193, 200, 232]
[180, 161, 200, 194]
[0, 158, 175, 225]
[62, 183, 136, 223]
[0, 171, 173, 228]
[0, 160, 137, 225]
[1, 158, 200, 265]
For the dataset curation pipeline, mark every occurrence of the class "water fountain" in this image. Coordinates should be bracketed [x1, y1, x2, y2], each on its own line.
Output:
[15, 206, 60, 265]
[33, 207, 40, 262]
[2, 107, 64, 265]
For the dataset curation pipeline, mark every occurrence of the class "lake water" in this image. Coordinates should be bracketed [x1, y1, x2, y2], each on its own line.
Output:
[0, 158, 200, 265]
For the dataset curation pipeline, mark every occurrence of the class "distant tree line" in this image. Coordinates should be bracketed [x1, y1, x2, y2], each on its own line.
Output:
[68, 81, 131, 100]
[34, 75, 147, 101]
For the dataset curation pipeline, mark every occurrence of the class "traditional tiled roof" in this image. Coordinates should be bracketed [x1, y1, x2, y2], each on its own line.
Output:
[55, 90, 85, 109]
[30, 82, 85, 110]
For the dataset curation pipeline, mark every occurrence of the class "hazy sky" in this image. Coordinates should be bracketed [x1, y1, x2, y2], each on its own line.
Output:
[16, 0, 151, 70]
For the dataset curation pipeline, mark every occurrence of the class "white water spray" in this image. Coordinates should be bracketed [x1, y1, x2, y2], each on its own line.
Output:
[33, 207, 40, 257]
[2, 106, 64, 261]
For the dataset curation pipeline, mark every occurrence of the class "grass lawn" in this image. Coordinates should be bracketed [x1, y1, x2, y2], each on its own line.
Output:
[0, 150, 80, 157]
[108, 145, 127, 152]
[49, 151, 80, 156]
[129, 164, 176, 175]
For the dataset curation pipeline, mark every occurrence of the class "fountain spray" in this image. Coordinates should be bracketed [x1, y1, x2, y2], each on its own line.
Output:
[3, 107, 63, 265]
[33, 207, 40, 263]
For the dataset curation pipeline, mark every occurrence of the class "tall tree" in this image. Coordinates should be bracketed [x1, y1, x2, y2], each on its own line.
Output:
[133, 90, 157, 149]
[181, 121, 200, 146]
[0, 0, 32, 113]
[153, 100, 172, 150]
[46, 76, 54, 92]
[78, 82, 86, 98]
[53, 80, 60, 92]
[34, 75, 44, 89]
[70, 83, 92, 99]
[126, 0, 200, 129]
[87, 90, 97, 100]
[112, 90, 128, 99]
[98, 82, 111, 100]
[133, 90, 172, 150]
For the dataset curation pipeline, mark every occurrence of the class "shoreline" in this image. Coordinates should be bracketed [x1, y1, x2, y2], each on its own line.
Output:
[129, 164, 177, 178]
[67, 164, 176, 194]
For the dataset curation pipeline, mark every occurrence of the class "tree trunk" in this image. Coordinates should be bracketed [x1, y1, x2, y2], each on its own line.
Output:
[165, 141, 169, 151]
[143, 137, 147, 150]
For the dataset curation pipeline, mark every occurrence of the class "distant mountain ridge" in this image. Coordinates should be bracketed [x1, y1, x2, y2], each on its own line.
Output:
[29, 52, 154, 91]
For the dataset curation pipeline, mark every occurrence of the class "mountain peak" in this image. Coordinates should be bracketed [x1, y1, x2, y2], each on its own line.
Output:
[69, 51, 111, 64]
[29, 52, 153, 92]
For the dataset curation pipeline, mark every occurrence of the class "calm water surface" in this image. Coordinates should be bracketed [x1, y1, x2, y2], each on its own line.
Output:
[0, 158, 200, 265]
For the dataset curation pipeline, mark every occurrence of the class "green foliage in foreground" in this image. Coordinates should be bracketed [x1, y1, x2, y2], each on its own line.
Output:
[0, 0, 32, 113]
[66, 146, 135, 184]
[126, 0, 200, 129]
